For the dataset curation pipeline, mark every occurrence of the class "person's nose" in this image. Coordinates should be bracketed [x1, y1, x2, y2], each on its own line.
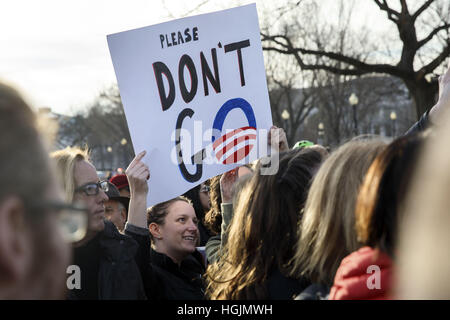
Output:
[99, 189, 109, 203]
[187, 220, 198, 232]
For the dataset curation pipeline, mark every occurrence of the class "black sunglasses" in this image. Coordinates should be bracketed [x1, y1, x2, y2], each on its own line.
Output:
[75, 180, 109, 196]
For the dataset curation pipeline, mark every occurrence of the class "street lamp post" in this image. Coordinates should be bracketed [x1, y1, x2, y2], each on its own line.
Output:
[349, 93, 359, 136]
[318, 122, 325, 145]
[281, 109, 290, 127]
[390, 111, 397, 137]
[281, 109, 290, 140]
[120, 138, 129, 167]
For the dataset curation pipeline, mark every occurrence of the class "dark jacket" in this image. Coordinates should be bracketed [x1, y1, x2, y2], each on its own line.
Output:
[405, 109, 430, 136]
[125, 223, 206, 300]
[148, 249, 205, 300]
[266, 268, 310, 300]
[295, 283, 330, 300]
[68, 220, 146, 300]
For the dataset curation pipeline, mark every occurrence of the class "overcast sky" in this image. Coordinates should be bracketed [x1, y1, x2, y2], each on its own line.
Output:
[0, 0, 388, 115]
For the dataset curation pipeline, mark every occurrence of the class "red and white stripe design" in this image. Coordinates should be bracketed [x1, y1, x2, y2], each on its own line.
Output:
[212, 126, 257, 164]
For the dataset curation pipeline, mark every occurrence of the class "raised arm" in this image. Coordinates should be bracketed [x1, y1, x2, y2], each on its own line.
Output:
[406, 63, 450, 135]
[205, 168, 240, 264]
[125, 151, 150, 229]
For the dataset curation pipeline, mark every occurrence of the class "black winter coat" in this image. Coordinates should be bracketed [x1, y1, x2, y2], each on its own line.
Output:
[125, 223, 206, 300]
[266, 268, 310, 300]
[68, 220, 146, 300]
[147, 249, 205, 300]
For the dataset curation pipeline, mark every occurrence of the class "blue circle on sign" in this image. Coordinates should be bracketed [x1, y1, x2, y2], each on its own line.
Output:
[211, 98, 256, 143]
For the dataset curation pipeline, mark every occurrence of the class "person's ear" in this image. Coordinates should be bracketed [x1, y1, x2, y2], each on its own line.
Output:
[0, 196, 32, 285]
[120, 208, 127, 224]
[148, 223, 162, 240]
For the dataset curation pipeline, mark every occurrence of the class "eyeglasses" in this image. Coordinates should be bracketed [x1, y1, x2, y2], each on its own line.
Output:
[29, 200, 89, 244]
[200, 185, 210, 193]
[75, 180, 108, 196]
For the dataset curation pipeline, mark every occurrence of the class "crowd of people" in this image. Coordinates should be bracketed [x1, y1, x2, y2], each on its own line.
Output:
[1, 63, 450, 300]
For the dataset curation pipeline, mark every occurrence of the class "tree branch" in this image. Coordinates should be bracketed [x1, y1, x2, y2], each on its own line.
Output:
[418, 44, 450, 76]
[373, 0, 400, 23]
[417, 23, 450, 49]
[413, 0, 435, 20]
[262, 34, 407, 78]
[399, 0, 410, 15]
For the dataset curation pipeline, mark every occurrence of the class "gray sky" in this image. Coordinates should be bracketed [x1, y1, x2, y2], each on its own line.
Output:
[0, 0, 388, 115]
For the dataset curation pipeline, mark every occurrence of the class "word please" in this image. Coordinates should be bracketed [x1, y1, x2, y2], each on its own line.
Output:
[160, 27, 199, 49]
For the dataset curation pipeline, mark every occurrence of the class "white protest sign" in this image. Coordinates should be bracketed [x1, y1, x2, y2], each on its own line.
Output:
[107, 4, 273, 206]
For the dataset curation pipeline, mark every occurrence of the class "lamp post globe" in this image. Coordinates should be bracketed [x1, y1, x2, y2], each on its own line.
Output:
[390, 111, 397, 137]
[349, 93, 359, 136]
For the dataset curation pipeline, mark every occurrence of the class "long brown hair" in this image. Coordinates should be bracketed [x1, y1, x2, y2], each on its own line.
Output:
[355, 134, 424, 257]
[206, 148, 324, 299]
[203, 174, 222, 235]
[290, 139, 387, 286]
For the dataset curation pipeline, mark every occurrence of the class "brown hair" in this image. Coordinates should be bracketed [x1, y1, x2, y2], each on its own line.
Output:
[0, 82, 53, 222]
[290, 139, 387, 286]
[356, 134, 424, 257]
[206, 148, 324, 299]
[0, 81, 64, 289]
[396, 112, 450, 298]
[203, 175, 222, 235]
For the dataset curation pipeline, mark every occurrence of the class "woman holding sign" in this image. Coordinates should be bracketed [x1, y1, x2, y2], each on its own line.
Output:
[124, 151, 205, 300]
[206, 147, 325, 299]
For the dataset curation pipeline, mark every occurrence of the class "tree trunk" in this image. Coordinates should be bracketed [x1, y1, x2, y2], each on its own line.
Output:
[403, 78, 439, 119]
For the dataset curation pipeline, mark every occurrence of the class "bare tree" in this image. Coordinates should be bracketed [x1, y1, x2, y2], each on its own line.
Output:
[313, 72, 411, 147]
[266, 53, 317, 146]
[262, 0, 450, 119]
[57, 85, 134, 170]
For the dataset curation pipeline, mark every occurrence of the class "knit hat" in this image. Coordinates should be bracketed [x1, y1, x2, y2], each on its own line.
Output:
[110, 174, 129, 190]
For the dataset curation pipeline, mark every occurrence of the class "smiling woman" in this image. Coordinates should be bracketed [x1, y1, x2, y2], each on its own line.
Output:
[148, 197, 200, 259]
[144, 196, 206, 300]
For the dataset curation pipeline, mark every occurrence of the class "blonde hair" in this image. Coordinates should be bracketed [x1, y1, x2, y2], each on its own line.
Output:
[50, 146, 90, 203]
[290, 139, 387, 286]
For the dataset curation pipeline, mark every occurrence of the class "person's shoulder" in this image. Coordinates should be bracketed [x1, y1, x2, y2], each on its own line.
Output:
[294, 283, 330, 300]
[103, 220, 130, 239]
[101, 220, 139, 249]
